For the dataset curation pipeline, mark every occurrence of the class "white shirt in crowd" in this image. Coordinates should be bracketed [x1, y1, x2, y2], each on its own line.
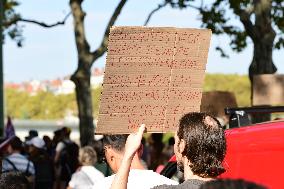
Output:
[93, 169, 178, 189]
[69, 166, 104, 189]
[2, 153, 35, 175]
[55, 139, 72, 153]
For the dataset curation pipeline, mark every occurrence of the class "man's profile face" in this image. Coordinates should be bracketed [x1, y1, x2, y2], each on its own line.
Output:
[104, 146, 120, 173]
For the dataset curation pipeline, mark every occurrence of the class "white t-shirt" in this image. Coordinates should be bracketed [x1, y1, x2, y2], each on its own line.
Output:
[69, 166, 105, 189]
[93, 169, 178, 189]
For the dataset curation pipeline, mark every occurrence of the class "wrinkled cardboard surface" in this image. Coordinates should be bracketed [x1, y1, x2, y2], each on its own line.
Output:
[96, 27, 211, 134]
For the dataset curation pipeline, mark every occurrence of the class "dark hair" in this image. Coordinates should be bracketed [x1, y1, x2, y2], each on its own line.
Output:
[28, 130, 38, 137]
[61, 127, 71, 136]
[177, 112, 226, 178]
[0, 172, 30, 189]
[103, 135, 128, 152]
[199, 179, 267, 189]
[10, 136, 23, 151]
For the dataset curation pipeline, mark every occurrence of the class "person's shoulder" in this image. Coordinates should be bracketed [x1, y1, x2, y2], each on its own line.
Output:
[102, 174, 115, 182]
[3, 154, 13, 161]
[128, 169, 178, 187]
[55, 141, 65, 151]
[69, 171, 86, 188]
[177, 179, 205, 189]
[144, 170, 178, 185]
[57, 141, 64, 145]
[93, 167, 105, 178]
[151, 184, 178, 189]
[82, 166, 105, 178]
[151, 180, 203, 189]
[8, 153, 25, 158]
[71, 170, 82, 178]
[8, 153, 29, 162]
[92, 174, 115, 189]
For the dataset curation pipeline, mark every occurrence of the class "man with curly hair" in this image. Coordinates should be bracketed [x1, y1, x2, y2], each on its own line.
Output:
[110, 112, 227, 189]
[154, 112, 227, 189]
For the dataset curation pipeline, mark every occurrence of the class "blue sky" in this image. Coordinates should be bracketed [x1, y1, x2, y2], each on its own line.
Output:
[4, 0, 284, 83]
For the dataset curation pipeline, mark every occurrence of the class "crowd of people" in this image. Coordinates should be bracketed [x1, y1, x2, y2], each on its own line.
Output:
[1, 127, 80, 189]
[0, 112, 267, 189]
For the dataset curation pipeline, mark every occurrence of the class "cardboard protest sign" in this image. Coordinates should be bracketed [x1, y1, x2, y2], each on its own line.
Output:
[253, 74, 284, 105]
[96, 26, 211, 134]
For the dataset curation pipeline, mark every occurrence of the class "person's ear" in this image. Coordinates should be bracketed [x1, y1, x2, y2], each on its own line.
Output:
[179, 139, 185, 154]
[106, 147, 115, 160]
[110, 152, 115, 162]
[105, 148, 121, 173]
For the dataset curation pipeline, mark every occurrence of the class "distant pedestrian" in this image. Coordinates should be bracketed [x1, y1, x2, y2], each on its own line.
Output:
[27, 136, 54, 189]
[67, 146, 104, 189]
[54, 127, 79, 189]
[25, 130, 39, 142]
[2, 136, 35, 184]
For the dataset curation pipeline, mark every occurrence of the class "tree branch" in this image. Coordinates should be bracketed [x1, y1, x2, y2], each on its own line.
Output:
[91, 0, 128, 63]
[184, 3, 203, 11]
[238, 9, 258, 41]
[5, 12, 71, 28]
[143, 0, 203, 26]
[70, 0, 92, 64]
[232, 4, 258, 41]
[144, 2, 168, 26]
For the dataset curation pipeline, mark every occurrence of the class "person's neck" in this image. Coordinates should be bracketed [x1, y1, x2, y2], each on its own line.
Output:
[183, 160, 213, 182]
[129, 154, 145, 170]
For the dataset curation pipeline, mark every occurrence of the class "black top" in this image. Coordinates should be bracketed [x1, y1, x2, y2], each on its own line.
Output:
[152, 179, 205, 189]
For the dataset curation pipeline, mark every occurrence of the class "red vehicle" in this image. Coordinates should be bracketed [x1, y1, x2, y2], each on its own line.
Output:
[220, 120, 284, 189]
[161, 107, 284, 189]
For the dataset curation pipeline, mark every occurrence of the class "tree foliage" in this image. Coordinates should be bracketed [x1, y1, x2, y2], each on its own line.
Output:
[5, 74, 250, 120]
[5, 89, 77, 119]
[163, 0, 284, 56]
[3, 0, 71, 47]
[3, 0, 24, 46]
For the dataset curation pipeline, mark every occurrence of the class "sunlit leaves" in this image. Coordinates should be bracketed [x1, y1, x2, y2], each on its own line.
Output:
[5, 87, 102, 120]
[166, 0, 284, 54]
[3, 0, 24, 47]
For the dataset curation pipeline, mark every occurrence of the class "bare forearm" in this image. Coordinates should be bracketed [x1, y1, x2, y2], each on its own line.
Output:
[110, 154, 134, 189]
[110, 124, 145, 189]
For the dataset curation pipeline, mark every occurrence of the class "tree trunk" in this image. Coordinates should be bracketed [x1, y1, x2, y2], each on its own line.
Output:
[247, 0, 277, 123]
[249, 37, 276, 123]
[249, 33, 277, 85]
[71, 64, 94, 146]
[69, 0, 127, 144]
